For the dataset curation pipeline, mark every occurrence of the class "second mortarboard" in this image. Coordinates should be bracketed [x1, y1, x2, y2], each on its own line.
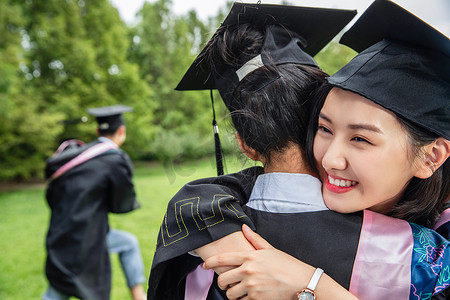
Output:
[87, 104, 133, 131]
[328, 0, 450, 140]
[176, 2, 357, 96]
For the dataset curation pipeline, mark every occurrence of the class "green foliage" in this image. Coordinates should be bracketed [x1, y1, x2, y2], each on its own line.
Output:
[128, 0, 232, 162]
[315, 41, 357, 76]
[0, 0, 156, 179]
[23, 0, 155, 144]
[0, 1, 63, 179]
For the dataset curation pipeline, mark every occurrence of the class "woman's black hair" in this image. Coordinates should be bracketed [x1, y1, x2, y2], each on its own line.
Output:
[305, 83, 333, 175]
[204, 23, 327, 165]
[306, 84, 450, 226]
[392, 117, 450, 227]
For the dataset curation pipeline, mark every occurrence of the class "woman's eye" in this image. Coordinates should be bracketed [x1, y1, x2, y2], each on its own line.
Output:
[317, 126, 332, 134]
[352, 136, 371, 144]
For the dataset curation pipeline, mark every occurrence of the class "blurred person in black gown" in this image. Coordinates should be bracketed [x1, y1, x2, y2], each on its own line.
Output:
[43, 105, 146, 300]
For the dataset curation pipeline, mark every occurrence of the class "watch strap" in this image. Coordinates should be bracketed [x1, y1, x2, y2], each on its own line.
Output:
[307, 268, 324, 291]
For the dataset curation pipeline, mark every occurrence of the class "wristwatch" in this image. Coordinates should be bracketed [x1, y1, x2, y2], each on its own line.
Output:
[297, 288, 316, 300]
[297, 268, 324, 300]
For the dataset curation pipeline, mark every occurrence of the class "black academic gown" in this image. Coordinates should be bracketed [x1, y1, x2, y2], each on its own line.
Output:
[148, 167, 262, 299]
[148, 167, 450, 300]
[45, 141, 139, 300]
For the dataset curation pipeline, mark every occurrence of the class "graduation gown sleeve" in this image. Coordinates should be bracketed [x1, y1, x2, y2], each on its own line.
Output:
[147, 166, 263, 300]
[106, 150, 140, 213]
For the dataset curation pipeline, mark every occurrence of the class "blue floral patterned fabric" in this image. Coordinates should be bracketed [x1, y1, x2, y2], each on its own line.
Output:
[410, 223, 450, 299]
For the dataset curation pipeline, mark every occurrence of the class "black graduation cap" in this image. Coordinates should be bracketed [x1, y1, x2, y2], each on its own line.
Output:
[339, 0, 450, 55]
[328, 0, 450, 140]
[87, 104, 133, 131]
[176, 2, 357, 94]
[175, 2, 357, 175]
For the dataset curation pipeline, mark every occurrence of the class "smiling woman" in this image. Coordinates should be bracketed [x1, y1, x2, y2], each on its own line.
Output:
[314, 87, 428, 215]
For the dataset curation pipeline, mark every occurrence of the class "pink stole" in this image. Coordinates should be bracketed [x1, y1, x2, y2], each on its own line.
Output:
[51, 142, 118, 180]
[350, 210, 413, 299]
[433, 208, 450, 230]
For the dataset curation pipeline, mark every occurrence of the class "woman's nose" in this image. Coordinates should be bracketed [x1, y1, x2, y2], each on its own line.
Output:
[321, 140, 348, 171]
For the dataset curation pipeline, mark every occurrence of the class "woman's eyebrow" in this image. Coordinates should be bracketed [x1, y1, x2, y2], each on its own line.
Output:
[318, 113, 332, 123]
[320, 113, 383, 134]
[348, 123, 383, 134]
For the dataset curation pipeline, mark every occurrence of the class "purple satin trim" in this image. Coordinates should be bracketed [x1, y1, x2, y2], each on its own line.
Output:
[433, 208, 450, 230]
[350, 210, 413, 299]
[185, 264, 214, 300]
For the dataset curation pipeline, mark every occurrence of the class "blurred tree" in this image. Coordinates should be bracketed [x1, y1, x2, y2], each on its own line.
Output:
[80, 0, 156, 158]
[21, 0, 154, 160]
[0, 0, 63, 180]
[128, 0, 229, 162]
[0, 0, 154, 180]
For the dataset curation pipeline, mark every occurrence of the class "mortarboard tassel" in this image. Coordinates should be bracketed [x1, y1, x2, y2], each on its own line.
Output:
[211, 90, 224, 176]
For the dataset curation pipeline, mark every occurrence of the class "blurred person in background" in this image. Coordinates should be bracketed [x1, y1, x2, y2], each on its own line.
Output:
[43, 105, 146, 300]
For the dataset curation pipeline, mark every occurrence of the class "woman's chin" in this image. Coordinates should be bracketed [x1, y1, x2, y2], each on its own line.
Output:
[323, 199, 356, 214]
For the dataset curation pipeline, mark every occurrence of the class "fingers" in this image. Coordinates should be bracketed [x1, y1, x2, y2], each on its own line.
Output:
[217, 270, 249, 299]
[242, 224, 274, 250]
[224, 281, 248, 300]
[217, 268, 242, 290]
[203, 252, 246, 271]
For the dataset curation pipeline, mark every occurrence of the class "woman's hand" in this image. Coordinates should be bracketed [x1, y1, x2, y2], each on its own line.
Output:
[204, 224, 359, 300]
[203, 224, 315, 300]
[194, 230, 256, 275]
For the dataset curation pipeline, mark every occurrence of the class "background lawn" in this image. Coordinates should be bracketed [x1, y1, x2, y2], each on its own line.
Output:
[0, 155, 255, 299]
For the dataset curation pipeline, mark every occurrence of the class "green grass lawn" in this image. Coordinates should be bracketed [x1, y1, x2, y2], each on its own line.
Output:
[0, 155, 254, 299]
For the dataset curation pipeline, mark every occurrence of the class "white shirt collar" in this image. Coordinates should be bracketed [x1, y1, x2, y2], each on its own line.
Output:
[98, 136, 115, 145]
[247, 172, 328, 213]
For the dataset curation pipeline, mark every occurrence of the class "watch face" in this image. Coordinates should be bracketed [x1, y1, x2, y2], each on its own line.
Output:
[298, 290, 315, 300]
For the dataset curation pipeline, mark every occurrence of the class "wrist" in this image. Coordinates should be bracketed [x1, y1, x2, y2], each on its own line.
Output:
[297, 268, 324, 300]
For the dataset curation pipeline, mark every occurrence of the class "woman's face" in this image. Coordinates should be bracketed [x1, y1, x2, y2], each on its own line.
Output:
[313, 88, 422, 214]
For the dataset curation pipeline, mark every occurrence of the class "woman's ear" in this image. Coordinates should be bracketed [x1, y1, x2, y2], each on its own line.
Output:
[235, 132, 260, 162]
[414, 138, 450, 179]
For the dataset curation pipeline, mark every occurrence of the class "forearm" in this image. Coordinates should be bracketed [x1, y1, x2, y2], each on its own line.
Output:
[203, 225, 359, 300]
[252, 252, 359, 300]
[290, 263, 358, 300]
[315, 273, 359, 300]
